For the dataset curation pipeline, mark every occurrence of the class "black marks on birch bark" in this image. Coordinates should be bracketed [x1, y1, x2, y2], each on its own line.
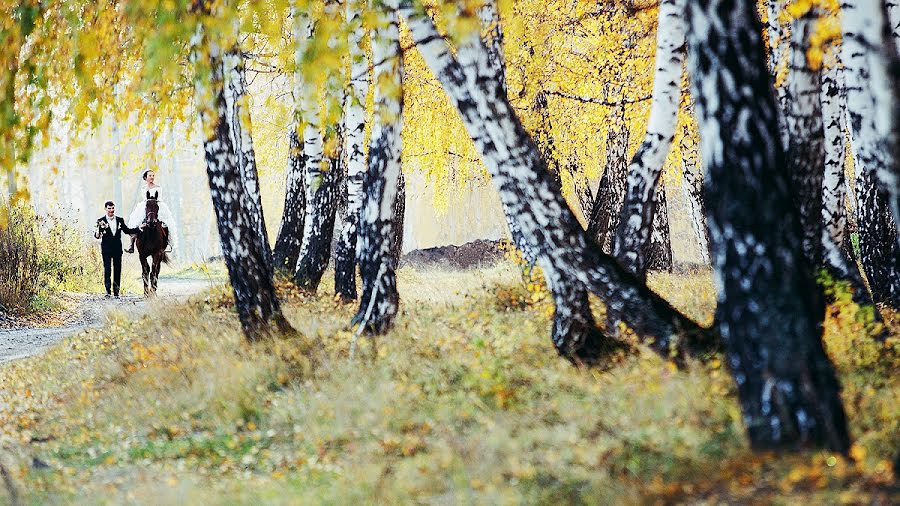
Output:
[293, 135, 342, 293]
[587, 108, 629, 252]
[193, 36, 291, 340]
[273, 128, 307, 273]
[355, 2, 404, 334]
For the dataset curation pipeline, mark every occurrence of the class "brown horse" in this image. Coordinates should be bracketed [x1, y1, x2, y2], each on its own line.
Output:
[136, 199, 170, 296]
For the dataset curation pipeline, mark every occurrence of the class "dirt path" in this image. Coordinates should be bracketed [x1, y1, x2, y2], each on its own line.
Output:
[0, 278, 216, 364]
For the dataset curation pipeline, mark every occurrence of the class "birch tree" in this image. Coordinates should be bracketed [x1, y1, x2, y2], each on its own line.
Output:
[586, 108, 629, 252]
[782, 8, 825, 265]
[645, 183, 673, 272]
[679, 128, 710, 264]
[273, 128, 307, 272]
[612, 0, 686, 279]
[819, 54, 887, 331]
[684, 0, 849, 452]
[229, 50, 274, 268]
[841, 0, 900, 305]
[400, 2, 716, 364]
[481, 0, 539, 265]
[820, 60, 849, 275]
[478, 0, 605, 359]
[354, 0, 405, 334]
[192, 19, 292, 340]
[390, 170, 406, 265]
[293, 2, 343, 292]
[334, 0, 371, 301]
[767, 0, 790, 148]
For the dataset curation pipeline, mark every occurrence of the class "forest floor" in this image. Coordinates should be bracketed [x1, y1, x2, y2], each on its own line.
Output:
[0, 262, 896, 504]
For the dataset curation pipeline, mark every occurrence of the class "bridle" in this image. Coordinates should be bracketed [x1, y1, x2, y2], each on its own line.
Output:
[145, 198, 160, 225]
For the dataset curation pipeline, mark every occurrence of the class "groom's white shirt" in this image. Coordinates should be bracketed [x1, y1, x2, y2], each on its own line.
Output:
[106, 215, 118, 235]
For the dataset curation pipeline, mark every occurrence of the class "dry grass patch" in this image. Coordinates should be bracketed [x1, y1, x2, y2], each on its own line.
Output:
[0, 262, 895, 504]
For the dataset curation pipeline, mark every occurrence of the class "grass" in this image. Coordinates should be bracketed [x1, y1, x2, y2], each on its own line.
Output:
[166, 262, 230, 283]
[0, 262, 896, 504]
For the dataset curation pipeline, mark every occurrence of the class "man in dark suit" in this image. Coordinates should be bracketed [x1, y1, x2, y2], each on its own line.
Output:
[94, 201, 142, 298]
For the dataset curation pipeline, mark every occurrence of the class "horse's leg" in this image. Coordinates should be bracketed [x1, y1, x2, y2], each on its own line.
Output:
[151, 254, 161, 295]
[140, 255, 151, 297]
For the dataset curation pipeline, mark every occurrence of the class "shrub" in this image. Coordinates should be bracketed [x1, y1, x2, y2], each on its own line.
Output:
[0, 201, 102, 312]
[35, 212, 101, 293]
[0, 201, 40, 310]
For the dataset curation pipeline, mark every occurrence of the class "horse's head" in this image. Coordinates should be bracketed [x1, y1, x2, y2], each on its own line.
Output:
[145, 198, 160, 225]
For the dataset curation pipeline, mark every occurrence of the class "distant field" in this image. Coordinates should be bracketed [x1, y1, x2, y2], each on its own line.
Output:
[0, 262, 895, 504]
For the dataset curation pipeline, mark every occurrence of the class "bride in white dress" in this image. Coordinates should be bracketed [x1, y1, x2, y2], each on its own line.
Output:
[126, 169, 177, 253]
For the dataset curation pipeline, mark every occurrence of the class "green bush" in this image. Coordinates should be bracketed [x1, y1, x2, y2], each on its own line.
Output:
[35, 212, 102, 293]
[0, 201, 102, 312]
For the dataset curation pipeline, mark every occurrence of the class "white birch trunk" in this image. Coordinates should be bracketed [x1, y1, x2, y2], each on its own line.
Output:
[478, 0, 538, 266]
[191, 21, 290, 340]
[685, 0, 849, 452]
[273, 127, 306, 271]
[587, 110, 629, 251]
[783, 11, 825, 264]
[225, 51, 269, 261]
[335, 0, 372, 300]
[292, 3, 341, 291]
[841, 0, 900, 304]
[767, 0, 791, 148]
[612, 0, 685, 278]
[821, 62, 848, 265]
[681, 152, 710, 264]
[841, 0, 900, 228]
[355, 0, 404, 333]
[820, 60, 888, 333]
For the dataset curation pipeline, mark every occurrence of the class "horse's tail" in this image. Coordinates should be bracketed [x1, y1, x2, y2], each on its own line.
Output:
[161, 252, 171, 265]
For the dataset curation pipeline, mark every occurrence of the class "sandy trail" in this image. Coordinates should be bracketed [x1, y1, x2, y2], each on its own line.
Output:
[0, 278, 216, 364]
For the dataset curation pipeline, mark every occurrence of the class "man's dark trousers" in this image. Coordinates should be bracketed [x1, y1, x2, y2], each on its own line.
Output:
[103, 252, 123, 296]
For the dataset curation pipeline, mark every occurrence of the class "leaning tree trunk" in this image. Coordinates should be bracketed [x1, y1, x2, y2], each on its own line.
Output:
[354, 2, 405, 334]
[841, 0, 900, 305]
[273, 128, 306, 272]
[480, 0, 603, 359]
[293, 4, 343, 293]
[644, 182, 673, 272]
[401, 3, 717, 365]
[587, 108, 629, 253]
[481, 0, 539, 266]
[334, 0, 372, 301]
[684, 0, 849, 452]
[193, 36, 292, 340]
[782, 9, 825, 266]
[612, 0, 685, 279]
